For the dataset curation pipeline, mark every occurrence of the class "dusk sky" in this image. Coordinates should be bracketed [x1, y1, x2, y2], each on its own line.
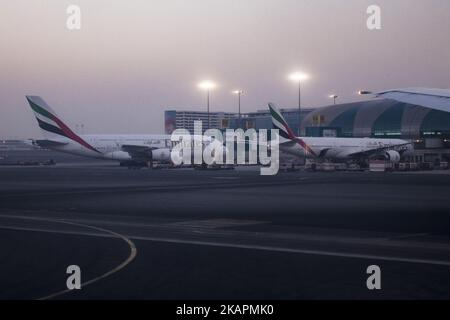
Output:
[1, 0, 449, 138]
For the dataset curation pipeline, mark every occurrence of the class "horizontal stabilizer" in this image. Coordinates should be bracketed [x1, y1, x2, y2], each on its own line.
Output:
[34, 139, 69, 148]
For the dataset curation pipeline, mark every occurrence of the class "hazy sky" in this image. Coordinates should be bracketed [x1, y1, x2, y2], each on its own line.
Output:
[1, 0, 449, 138]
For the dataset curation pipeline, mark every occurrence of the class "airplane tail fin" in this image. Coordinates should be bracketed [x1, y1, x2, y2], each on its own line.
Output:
[26, 96, 99, 153]
[268, 102, 317, 157]
[268, 103, 297, 141]
[26, 96, 72, 140]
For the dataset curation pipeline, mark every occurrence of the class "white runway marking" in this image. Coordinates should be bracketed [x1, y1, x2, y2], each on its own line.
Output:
[169, 218, 268, 229]
[0, 215, 137, 300]
[387, 233, 429, 240]
[128, 236, 450, 267]
[1, 216, 450, 267]
[39, 220, 137, 300]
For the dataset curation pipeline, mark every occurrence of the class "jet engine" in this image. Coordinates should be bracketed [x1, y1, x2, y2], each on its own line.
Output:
[151, 148, 171, 162]
[109, 151, 132, 161]
[385, 150, 401, 163]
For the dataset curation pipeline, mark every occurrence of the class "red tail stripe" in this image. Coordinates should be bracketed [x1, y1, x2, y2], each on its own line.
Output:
[50, 115, 100, 153]
[282, 120, 317, 157]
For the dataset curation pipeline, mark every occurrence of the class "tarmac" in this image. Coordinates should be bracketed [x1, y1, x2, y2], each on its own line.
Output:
[0, 150, 449, 299]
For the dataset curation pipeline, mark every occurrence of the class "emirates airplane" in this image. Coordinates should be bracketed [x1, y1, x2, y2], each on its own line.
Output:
[25, 96, 202, 167]
[268, 103, 413, 163]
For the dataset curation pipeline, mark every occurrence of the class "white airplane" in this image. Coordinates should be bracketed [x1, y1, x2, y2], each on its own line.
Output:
[26, 96, 216, 167]
[268, 103, 413, 163]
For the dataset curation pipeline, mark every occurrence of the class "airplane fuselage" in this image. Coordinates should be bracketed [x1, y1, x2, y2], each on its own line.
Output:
[279, 137, 412, 161]
[37, 134, 172, 161]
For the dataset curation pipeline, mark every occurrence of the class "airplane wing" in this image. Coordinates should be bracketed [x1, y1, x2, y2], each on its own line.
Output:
[346, 142, 412, 159]
[374, 88, 450, 113]
[121, 144, 159, 161]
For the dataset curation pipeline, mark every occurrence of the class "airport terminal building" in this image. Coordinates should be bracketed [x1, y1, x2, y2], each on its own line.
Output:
[164, 110, 238, 134]
[302, 99, 450, 163]
[165, 98, 450, 163]
[164, 108, 314, 134]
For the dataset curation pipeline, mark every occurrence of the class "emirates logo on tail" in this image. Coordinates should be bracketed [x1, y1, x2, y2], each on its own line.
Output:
[26, 96, 101, 153]
[268, 103, 317, 157]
